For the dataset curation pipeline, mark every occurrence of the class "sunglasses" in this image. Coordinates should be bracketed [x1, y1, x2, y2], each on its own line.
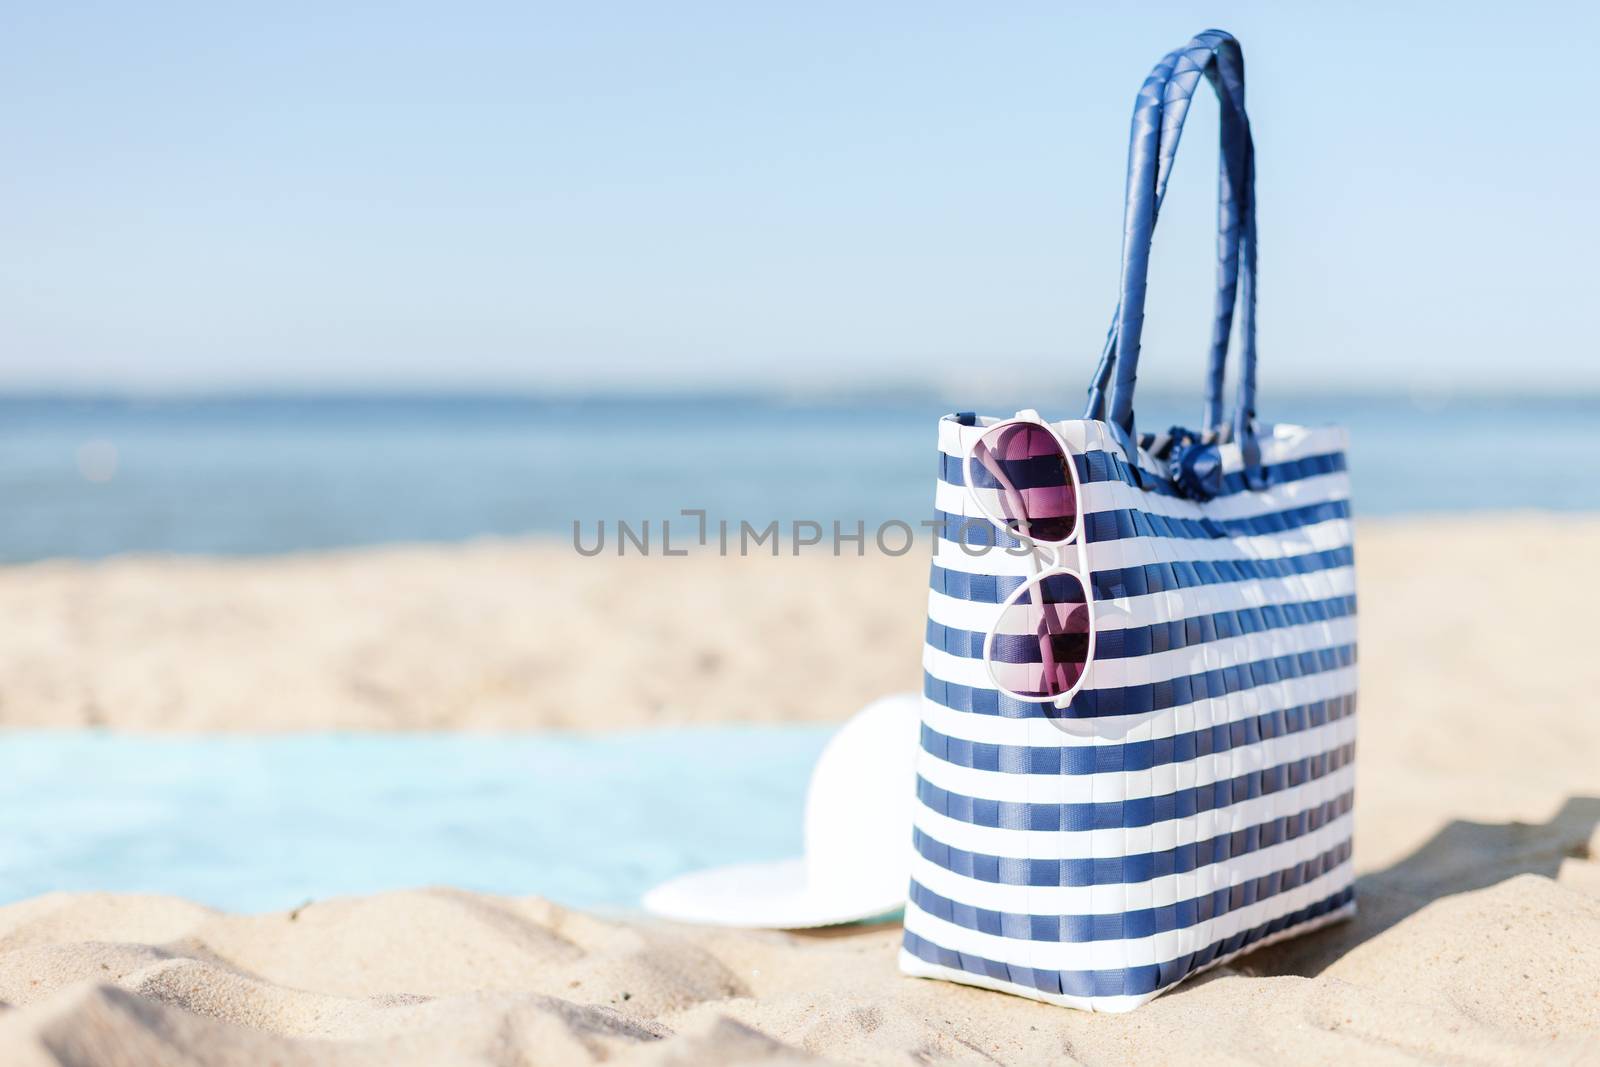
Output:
[961, 412, 1097, 706]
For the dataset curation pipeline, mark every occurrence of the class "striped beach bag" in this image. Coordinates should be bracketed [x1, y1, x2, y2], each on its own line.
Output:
[898, 30, 1357, 1012]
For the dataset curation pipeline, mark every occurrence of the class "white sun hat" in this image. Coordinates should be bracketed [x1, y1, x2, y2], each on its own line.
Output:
[641, 692, 921, 929]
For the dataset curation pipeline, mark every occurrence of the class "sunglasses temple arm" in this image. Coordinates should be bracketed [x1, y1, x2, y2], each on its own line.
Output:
[1058, 550, 1097, 708]
[975, 448, 1034, 541]
[1033, 573, 1065, 694]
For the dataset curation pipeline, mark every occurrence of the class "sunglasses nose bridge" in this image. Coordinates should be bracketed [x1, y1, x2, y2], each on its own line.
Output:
[1030, 542, 1066, 570]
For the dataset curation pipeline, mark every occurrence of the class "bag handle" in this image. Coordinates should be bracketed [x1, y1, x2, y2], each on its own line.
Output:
[1083, 30, 1251, 437]
[1089, 29, 1263, 484]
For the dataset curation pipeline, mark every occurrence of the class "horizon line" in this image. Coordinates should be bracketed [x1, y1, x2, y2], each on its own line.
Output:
[0, 383, 1597, 406]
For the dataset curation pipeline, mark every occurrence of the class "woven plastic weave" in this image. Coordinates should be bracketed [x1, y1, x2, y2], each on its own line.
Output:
[898, 30, 1357, 1012]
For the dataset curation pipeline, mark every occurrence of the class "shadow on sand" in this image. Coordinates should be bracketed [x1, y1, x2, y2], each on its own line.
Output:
[1237, 795, 1600, 977]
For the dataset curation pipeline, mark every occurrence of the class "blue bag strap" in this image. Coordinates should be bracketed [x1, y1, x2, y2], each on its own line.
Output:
[1089, 29, 1264, 486]
[1083, 31, 1250, 436]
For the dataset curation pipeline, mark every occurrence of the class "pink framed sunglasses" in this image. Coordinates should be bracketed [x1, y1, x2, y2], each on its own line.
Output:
[962, 412, 1098, 706]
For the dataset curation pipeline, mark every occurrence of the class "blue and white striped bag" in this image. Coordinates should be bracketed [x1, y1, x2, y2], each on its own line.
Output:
[898, 30, 1357, 1012]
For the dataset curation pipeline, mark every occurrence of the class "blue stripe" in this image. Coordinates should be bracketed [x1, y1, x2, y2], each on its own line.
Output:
[913, 790, 1354, 887]
[903, 883, 1355, 998]
[928, 593, 1357, 662]
[929, 545, 1354, 606]
[934, 498, 1350, 551]
[920, 693, 1355, 774]
[938, 446, 1348, 501]
[960, 451, 1085, 492]
[909, 837, 1352, 943]
[916, 741, 1355, 831]
[924, 641, 1356, 720]
[943, 447, 1164, 495]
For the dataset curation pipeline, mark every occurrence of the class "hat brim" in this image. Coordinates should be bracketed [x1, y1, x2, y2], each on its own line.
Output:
[641, 858, 904, 929]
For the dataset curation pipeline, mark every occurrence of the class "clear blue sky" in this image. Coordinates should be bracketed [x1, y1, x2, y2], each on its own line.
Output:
[2, 2, 1595, 395]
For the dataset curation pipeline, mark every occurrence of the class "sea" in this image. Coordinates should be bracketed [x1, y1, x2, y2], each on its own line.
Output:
[1, 390, 1594, 913]
[2, 390, 1596, 562]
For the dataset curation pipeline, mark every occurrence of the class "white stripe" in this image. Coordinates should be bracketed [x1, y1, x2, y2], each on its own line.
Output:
[938, 416, 1102, 459]
[925, 565, 1357, 634]
[935, 417, 1349, 480]
[929, 530, 1355, 590]
[923, 614, 1358, 691]
[925, 624, 1355, 695]
[909, 762, 1356, 860]
[902, 858, 1356, 971]
[936, 519, 1356, 576]
[917, 667, 1358, 749]
[909, 810, 1353, 915]
[916, 715, 1356, 804]
[929, 500, 1354, 578]
[901, 948, 1108, 1012]
[934, 471, 1353, 528]
[929, 516, 1354, 577]
[897, 898, 1357, 1013]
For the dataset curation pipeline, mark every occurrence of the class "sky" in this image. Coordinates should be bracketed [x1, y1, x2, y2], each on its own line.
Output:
[1, 2, 1596, 397]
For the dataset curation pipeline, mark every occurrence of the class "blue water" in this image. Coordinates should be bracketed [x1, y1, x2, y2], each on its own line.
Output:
[0, 728, 831, 913]
[2, 391, 1596, 561]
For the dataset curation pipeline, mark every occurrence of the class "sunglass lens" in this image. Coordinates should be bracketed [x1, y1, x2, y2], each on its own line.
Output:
[970, 423, 1078, 543]
[988, 571, 1091, 699]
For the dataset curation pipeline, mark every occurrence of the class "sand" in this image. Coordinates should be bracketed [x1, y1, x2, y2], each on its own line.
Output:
[3, 514, 1600, 1064]
[0, 538, 924, 731]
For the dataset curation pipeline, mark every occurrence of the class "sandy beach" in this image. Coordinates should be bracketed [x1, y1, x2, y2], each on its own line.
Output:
[3, 514, 1600, 1064]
